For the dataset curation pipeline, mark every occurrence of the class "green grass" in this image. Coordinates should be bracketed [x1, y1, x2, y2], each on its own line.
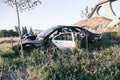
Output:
[0, 27, 120, 79]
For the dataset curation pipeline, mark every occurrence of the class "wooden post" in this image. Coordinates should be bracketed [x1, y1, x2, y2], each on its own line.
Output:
[11, 37, 13, 50]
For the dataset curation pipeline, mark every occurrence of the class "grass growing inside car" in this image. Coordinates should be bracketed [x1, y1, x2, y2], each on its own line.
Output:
[0, 26, 120, 79]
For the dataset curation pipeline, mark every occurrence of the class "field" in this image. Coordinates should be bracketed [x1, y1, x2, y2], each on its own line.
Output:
[0, 27, 120, 80]
[0, 37, 19, 51]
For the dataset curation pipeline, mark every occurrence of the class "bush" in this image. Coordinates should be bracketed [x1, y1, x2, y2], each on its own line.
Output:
[0, 30, 19, 37]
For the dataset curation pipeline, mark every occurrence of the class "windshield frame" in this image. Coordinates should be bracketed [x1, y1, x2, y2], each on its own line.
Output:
[39, 26, 59, 37]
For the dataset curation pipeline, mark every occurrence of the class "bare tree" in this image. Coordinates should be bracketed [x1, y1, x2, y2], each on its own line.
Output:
[80, 6, 89, 20]
[3, 0, 41, 59]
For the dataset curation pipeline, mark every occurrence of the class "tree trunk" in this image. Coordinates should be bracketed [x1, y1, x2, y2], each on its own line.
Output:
[14, 0, 24, 59]
[87, 0, 109, 18]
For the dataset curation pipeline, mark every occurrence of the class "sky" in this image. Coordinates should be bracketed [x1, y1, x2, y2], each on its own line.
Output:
[0, 0, 120, 30]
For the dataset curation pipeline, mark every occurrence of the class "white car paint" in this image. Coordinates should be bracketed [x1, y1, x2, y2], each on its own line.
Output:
[52, 32, 76, 49]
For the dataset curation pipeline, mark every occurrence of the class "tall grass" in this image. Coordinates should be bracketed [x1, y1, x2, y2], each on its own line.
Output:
[0, 27, 120, 79]
[0, 37, 19, 51]
[26, 46, 120, 80]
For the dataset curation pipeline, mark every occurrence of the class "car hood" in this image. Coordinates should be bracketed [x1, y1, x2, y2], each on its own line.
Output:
[21, 39, 43, 47]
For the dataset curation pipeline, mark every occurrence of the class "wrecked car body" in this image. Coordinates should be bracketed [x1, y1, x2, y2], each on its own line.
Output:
[13, 25, 103, 51]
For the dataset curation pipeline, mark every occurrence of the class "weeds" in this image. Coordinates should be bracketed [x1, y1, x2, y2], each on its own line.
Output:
[0, 27, 120, 79]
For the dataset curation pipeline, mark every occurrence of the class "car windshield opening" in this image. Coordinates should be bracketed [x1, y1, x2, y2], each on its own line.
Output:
[39, 26, 57, 36]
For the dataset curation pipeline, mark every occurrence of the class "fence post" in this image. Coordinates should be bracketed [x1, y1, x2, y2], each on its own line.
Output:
[11, 37, 13, 49]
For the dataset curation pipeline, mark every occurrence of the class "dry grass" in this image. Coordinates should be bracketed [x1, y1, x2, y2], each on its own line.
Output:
[107, 26, 120, 37]
[0, 37, 19, 51]
[73, 17, 111, 28]
[91, 25, 120, 34]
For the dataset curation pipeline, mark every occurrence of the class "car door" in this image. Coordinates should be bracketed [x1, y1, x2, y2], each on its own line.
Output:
[52, 32, 75, 49]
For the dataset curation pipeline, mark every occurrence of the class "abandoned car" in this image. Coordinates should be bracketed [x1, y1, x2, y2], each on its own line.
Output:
[13, 25, 103, 51]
